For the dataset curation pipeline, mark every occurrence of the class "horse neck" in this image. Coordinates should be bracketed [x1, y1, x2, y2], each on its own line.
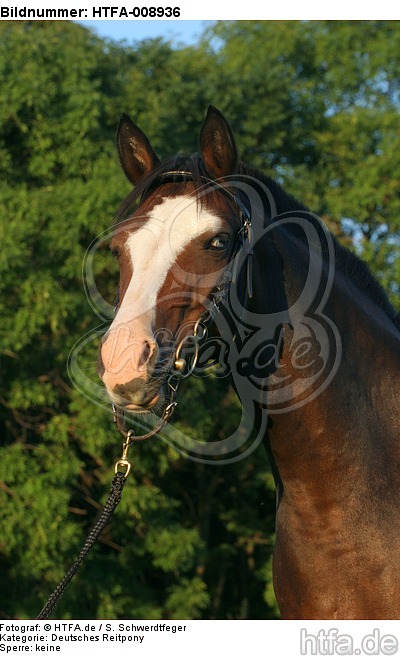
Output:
[246, 219, 400, 507]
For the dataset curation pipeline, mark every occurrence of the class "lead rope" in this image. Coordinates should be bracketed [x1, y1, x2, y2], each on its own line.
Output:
[36, 395, 182, 621]
[36, 318, 205, 620]
[36, 437, 133, 620]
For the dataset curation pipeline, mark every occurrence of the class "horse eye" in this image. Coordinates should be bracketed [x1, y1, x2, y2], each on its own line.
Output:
[111, 248, 120, 258]
[209, 234, 230, 251]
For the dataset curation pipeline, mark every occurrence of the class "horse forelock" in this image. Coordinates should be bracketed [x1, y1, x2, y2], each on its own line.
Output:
[114, 153, 211, 225]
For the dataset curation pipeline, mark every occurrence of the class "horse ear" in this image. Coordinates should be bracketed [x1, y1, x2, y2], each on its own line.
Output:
[116, 114, 160, 185]
[199, 105, 237, 179]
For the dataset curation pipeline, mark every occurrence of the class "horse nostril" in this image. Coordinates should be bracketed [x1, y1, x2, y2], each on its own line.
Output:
[100, 326, 158, 379]
[138, 340, 156, 371]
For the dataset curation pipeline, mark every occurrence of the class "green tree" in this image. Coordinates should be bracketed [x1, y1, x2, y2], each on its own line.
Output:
[0, 21, 276, 620]
[1, 20, 399, 621]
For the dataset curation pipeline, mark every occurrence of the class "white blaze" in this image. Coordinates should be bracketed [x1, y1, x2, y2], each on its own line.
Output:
[114, 195, 223, 330]
[100, 194, 224, 393]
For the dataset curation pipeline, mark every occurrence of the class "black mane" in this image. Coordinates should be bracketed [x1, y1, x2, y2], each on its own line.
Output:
[239, 162, 400, 331]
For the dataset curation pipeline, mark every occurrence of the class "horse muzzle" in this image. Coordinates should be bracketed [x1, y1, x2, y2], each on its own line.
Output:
[98, 323, 165, 407]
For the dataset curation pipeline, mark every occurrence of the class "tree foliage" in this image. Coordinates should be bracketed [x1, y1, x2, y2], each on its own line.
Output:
[0, 20, 399, 619]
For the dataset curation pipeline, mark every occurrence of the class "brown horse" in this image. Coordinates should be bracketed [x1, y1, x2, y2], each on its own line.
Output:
[98, 106, 400, 619]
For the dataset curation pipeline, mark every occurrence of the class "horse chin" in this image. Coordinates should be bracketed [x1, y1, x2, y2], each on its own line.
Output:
[108, 372, 169, 417]
[124, 393, 161, 415]
[121, 380, 169, 417]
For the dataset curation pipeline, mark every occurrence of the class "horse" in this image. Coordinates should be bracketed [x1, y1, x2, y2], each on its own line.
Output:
[98, 105, 400, 619]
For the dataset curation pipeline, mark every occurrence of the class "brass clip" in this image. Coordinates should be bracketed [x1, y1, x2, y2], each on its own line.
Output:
[114, 431, 135, 478]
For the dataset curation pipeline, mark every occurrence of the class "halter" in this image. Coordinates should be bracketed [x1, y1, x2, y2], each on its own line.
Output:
[113, 170, 253, 445]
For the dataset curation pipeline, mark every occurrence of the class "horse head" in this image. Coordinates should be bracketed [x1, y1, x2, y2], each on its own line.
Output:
[98, 106, 248, 413]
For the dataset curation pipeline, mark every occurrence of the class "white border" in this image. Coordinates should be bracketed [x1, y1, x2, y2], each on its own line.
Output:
[0, 1, 399, 21]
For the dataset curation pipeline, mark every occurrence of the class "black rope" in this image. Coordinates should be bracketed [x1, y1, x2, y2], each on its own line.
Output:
[36, 471, 127, 620]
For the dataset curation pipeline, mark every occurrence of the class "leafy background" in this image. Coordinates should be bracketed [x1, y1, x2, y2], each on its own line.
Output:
[0, 20, 399, 619]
